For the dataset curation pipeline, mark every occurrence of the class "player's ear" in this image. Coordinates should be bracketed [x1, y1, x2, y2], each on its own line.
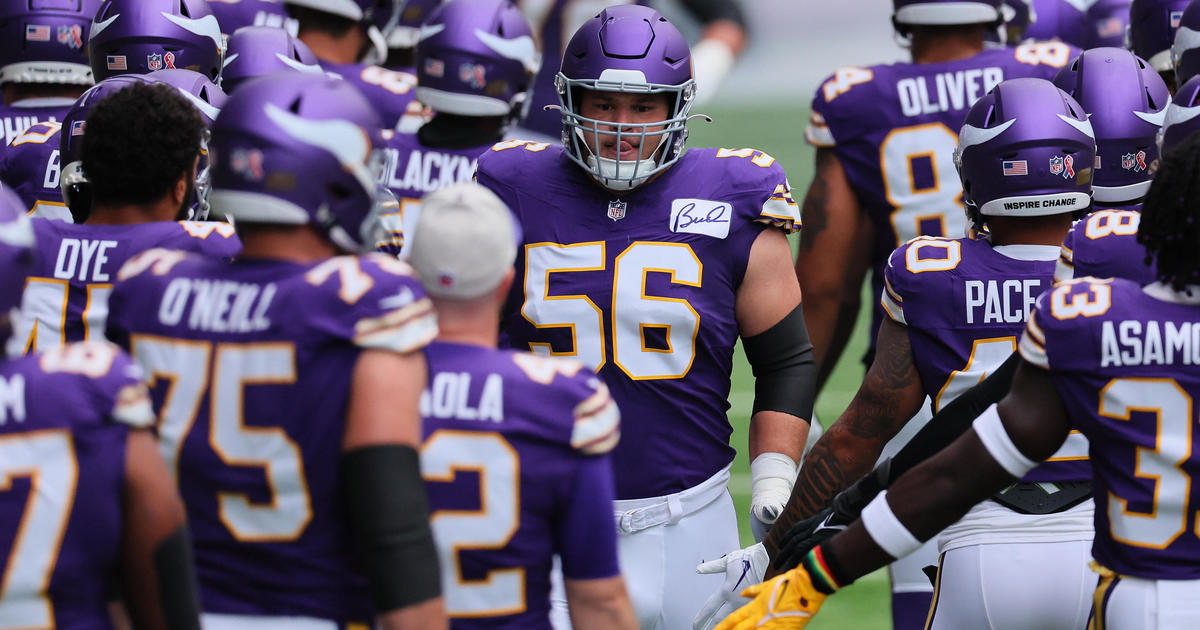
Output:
[172, 171, 189, 208]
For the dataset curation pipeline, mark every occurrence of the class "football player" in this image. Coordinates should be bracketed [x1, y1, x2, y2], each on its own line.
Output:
[105, 72, 447, 630]
[723, 78, 1100, 630]
[209, 0, 298, 40]
[88, 0, 225, 82]
[284, 0, 421, 129]
[718, 119, 1200, 630]
[516, 0, 747, 141]
[379, 0, 538, 256]
[478, 7, 814, 628]
[9, 80, 239, 356]
[1018, 0, 1131, 48]
[0, 186, 204, 630]
[220, 25, 324, 93]
[0, 1, 98, 154]
[409, 182, 638, 629]
[384, 0, 438, 70]
[782, 2, 1074, 625]
[1128, 0, 1190, 91]
[1171, 0, 1200, 86]
[1053, 47, 1168, 285]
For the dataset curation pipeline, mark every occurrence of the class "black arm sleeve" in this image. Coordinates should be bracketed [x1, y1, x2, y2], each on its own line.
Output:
[153, 526, 202, 630]
[342, 445, 441, 612]
[742, 304, 817, 421]
[886, 352, 1020, 484]
[676, 0, 747, 28]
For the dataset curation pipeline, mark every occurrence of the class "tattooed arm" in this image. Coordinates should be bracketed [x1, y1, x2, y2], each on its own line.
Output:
[762, 318, 926, 568]
[794, 148, 873, 391]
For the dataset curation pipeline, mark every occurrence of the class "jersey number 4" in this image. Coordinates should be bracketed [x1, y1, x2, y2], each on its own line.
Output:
[522, 241, 701, 380]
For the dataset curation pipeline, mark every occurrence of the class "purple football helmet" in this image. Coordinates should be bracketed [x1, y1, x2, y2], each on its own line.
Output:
[415, 0, 538, 129]
[0, 185, 35, 318]
[284, 0, 399, 63]
[1022, 0, 1091, 47]
[999, 0, 1034, 44]
[1159, 74, 1200, 154]
[1127, 0, 1190, 73]
[557, 5, 696, 191]
[1089, 0, 1132, 48]
[1053, 47, 1168, 204]
[221, 25, 322, 92]
[0, 0, 102, 86]
[954, 78, 1094, 225]
[209, 72, 388, 252]
[89, 0, 226, 82]
[388, 0, 441, 49]
[1171, 0, 1200, 86]
[209, 0, 296, 37]
[893, 0, 1003, 26]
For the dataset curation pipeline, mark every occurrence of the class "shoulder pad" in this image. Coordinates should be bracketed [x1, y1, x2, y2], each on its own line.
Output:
[10, 121, 61, 147]
[304, 254, 436, 353]
[883, 237, 967, 324]
[38, 342, 155, 429]
[696, 147, 800, 233]
[1021, 277, 1118, 369]
[509, 353, 620, 455]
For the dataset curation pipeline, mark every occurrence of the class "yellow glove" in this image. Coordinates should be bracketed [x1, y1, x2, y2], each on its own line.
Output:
[713, 565, 828, 630]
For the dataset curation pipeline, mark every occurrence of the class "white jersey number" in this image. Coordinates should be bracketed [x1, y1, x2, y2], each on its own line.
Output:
[880, 123, 967, 246]
[423, 431, 523, 617]
[523, 241, 701, 380]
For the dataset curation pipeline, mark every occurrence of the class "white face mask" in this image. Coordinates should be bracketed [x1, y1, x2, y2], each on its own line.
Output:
[585, 154, 659, 191]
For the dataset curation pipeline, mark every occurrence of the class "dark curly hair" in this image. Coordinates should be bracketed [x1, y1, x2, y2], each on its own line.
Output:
[82, 82, 206, 207]
[1139, 131, 1200, 291]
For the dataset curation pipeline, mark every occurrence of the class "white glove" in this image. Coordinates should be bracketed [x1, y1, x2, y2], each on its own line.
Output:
[749, 452, 798, 542]
[692, 542, 770, 630]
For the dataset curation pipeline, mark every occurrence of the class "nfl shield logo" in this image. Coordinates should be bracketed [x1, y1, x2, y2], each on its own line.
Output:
[1122, 153, 1136, 170]
[147, 53, 163, 71]
[607, 200, 627, 222]
[1049, 156, 1064, 175]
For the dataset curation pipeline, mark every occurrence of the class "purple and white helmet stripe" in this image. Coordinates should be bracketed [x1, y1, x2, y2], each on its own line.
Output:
[0, 0, 102, 86]
[221, 25, 323, 93]
[1171, 0, 1200, 86]
[955, 78, 1095, 220]
[1159, 74, 1200, 155]
[557, 5, 697, 192]
[1053, 47, 1168, 204]
[209, 0, 297, 37]
[415, 0, 538, 126]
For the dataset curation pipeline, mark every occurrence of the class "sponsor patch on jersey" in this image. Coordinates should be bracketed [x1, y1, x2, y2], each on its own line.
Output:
[606, 199, 626, 222]
[670, 198, 731, 239]
[57, 24, 83, 49]
[1002, 160, 1027, 176]
[25, 24, 51, 41]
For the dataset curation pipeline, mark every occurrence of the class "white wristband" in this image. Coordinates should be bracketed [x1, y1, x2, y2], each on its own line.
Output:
[861, 491, 923, 560]
[973, 403, 1038, 478]
[750, 453, 798, 523]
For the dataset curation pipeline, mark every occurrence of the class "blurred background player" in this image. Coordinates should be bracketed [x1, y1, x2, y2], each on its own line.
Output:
[723, 128, 1200, 630]
[1127, 0, 1190, 91]
[284, 0, 421, 129]
[9, 80, 239, 356]
[88, 0, 225, 82]
[385, 0, 438, 70]
[220, 24, 323, 93]
[379, 0, 538, 256]
[1014, 0, 1131, 49]
[209, 0, 297, 41]
[479, 6, 814, 628]
[410, 182, 638, 629]
[0, 0, 99, 153]
[0, 186, 203, 630]
[1053, 47, 1168, 286]
[105, 72, 447, 630]
[779, 1, 1074, 626]
[515, 0, 748, 141]
[1171, 0, 1200, 86]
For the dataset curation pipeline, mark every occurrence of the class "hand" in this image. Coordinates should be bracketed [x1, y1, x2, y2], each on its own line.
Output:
[772, 506, 846, 572]
[692, 543, 770, 630]
[714, 566, 828, 630]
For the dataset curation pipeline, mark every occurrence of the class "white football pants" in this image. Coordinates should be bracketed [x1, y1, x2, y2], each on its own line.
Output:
[1092, 570, 1200, 630]
[926, 540, 1096, 630]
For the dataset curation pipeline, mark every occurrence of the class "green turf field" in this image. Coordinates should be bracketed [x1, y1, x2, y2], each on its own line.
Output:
[691, 105, 895, 630]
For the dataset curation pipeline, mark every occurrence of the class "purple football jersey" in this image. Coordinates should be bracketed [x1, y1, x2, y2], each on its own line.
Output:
[0, 99, 71, 157]
[106, 250, 438, 623]
[421, 341, 621, 629]
[0, 121, 67, 221]
[321, 60, 418, 130]
[806, 43, 1076, 353]
[516, 0, 641, 139]
[1056, 209, 1157, 286]
[0, 342, 155, 630]
[377, 129, 486, 254]
[12, 220, 241, 354]
[1019, 279, 1200, 579]
[478, 142, 800, 499]
[882, 236, 1089, 482]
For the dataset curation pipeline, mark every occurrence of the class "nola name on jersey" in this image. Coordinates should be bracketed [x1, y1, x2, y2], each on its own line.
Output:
[1020, 279, 1200, 579]
[477, 141, 800, 498]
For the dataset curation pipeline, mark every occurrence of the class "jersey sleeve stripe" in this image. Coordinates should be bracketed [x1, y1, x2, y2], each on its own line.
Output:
[880, 291, 905, 325]
[1018, 331, 1049, 369]
[1053, 258, 1075, 284]
[112, 383, 157, 428]
[884, 277, 904, 304]
[352, 298, 438, 353]
[805, 113, 836, 147]
[571, 385, 621, 455]
[1025, 311, 1046, 345]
